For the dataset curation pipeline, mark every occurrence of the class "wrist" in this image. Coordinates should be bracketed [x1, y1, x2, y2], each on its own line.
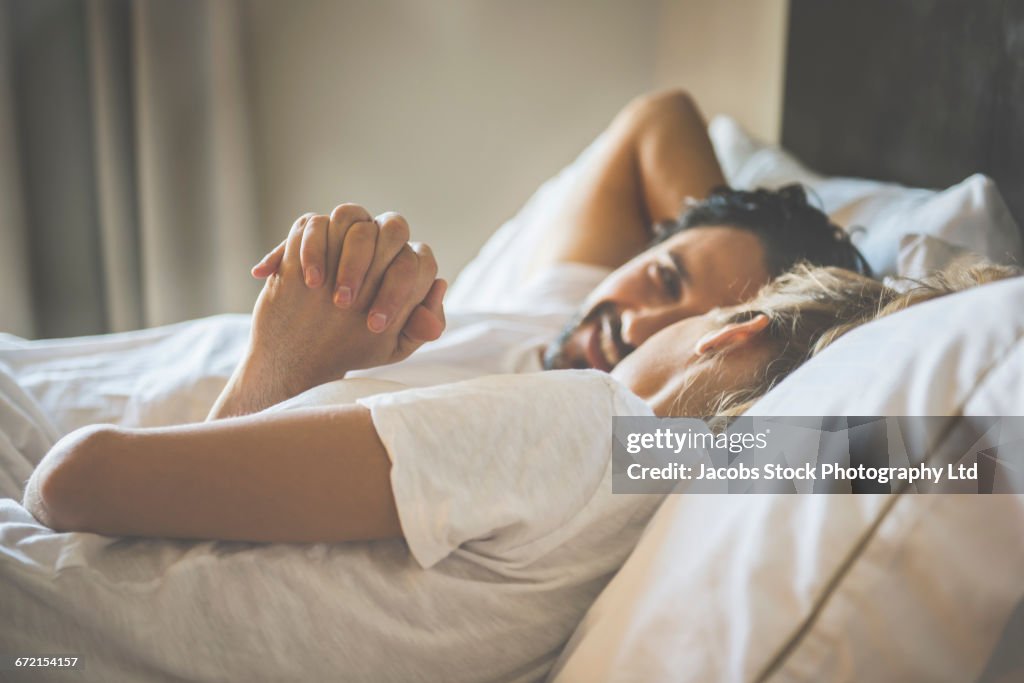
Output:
[210, 344, 352, 420]
[207, 349, 291, 419]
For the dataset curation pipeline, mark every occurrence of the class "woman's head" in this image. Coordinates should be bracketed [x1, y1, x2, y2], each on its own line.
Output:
[611, 264, 886, 417]
[613, 261, 1022, 417]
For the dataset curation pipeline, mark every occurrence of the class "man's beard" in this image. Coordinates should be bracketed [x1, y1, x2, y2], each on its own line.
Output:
[542, 301, 619, 371]
[541, 311, 586, 370]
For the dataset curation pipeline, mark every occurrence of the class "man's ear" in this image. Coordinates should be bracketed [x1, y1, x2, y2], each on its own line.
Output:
[694, 314, 770, 355]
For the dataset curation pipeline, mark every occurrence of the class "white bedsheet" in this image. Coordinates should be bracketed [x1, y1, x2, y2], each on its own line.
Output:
[0, 314, 251, 435]
[0, 361, 60, 501]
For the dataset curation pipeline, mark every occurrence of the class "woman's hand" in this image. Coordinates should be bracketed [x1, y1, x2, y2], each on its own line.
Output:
[251, 204, 443, 341]
[209, 205, 446, 419]
[253, 205, 445, 372]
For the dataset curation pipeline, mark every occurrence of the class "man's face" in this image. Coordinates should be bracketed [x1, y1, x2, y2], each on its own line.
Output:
[543, 226, 771, 371]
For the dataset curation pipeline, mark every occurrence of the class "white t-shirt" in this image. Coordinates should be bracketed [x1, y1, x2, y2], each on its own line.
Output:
[0, 370, 660, 683]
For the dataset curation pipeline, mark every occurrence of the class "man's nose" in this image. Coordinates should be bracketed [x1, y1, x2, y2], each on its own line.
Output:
[619, 307, 681, 347]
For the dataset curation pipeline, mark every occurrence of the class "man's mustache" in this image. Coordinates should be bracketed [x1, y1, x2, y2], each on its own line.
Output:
[543, 301, 633, 371]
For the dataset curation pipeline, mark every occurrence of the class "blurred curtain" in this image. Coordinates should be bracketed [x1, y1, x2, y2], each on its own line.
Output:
[0, 0, 260, 339]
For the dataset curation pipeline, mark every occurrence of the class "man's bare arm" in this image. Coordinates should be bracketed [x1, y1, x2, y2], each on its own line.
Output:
[531, 89, 726, 273]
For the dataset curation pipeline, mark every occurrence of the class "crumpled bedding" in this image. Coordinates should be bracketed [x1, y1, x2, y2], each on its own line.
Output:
[0, 314, 251, 436]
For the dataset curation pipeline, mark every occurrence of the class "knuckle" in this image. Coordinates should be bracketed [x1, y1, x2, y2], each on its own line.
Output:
[379, 252, 417, 287]
[410, 242, 438, 277]
[391, 247, 418, 273]
[343, 220, 379, 247]
[288, 215, 308, 237]
[331, 203, 371, 225]
[298, 215, 327, 240]
[410, 240, 431, 257]
[377, 212, 410, 243]
[301, 224, 324, 249]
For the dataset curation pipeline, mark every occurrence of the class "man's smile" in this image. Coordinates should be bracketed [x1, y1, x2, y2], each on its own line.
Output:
[581, 307, 631, 371]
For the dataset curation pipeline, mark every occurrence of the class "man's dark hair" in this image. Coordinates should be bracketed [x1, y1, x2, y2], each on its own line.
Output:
[654, 184, 873, 277]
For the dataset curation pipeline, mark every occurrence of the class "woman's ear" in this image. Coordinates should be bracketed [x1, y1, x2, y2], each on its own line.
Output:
[694, 314, 770, 355]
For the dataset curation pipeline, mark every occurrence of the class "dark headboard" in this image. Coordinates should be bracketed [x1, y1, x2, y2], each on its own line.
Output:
[782, 0, 1024, 232]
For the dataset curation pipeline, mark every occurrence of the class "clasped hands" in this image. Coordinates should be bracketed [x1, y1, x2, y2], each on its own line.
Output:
[209, 204, 446, 419]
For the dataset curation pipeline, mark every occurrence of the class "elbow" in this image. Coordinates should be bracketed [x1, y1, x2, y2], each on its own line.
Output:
[627, 88, 698, 119]
[618, 88, 704, 154]
[26, 424, 119, 532]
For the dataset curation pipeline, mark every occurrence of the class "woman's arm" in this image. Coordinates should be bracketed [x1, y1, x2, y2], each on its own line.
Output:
[25, 405, 401, 544]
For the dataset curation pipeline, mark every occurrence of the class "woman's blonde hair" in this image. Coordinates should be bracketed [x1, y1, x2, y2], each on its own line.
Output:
[882, 262, 1021, 315]
[697, 264, 888, 417]
[811, 262, 1022, 349]
[694, 261, 1021, 418]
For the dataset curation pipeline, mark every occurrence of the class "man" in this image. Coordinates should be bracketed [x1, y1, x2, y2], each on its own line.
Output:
[238, 90, 867, 415]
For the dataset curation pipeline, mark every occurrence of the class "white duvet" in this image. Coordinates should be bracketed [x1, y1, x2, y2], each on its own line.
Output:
[0, 317, 248, 678]
[0, 314, 251, 437]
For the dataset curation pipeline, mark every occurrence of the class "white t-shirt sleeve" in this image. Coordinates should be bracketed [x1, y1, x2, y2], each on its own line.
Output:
[356, 371, 651, 569]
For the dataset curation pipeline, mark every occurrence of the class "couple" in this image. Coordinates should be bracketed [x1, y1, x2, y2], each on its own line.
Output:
[15, 91, 958, 680]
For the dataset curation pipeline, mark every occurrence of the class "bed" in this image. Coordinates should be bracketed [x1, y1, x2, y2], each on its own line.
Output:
[2, 1, 1024, 681]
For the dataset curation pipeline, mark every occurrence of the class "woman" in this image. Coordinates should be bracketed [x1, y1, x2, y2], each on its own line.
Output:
[10, 216, 992, 682]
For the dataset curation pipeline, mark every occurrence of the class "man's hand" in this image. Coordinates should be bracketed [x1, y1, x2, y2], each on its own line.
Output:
[250, 204, 443, 341]
[209, 205, 446, 419]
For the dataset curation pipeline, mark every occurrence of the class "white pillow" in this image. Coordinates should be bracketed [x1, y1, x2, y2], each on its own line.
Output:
[750, 276, 1024, 416]
[709, 116, 1023, 277]
[551, 277, 1024, 682]
[896, 232, 991, 280]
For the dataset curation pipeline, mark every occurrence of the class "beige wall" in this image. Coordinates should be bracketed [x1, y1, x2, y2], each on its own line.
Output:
[242, 0, 788, 281]
[654, 0, 789, 144]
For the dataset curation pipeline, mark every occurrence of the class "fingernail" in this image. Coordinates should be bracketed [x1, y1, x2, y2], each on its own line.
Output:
[334, 286, 352, 307]
[305, 266, 321, 287]
[368, 312, 387, 332]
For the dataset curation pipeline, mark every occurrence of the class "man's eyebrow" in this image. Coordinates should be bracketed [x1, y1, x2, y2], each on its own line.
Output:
[670, 251, 690, 283]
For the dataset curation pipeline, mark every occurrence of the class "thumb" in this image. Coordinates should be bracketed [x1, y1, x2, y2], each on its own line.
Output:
[399, 279, 447, 345]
